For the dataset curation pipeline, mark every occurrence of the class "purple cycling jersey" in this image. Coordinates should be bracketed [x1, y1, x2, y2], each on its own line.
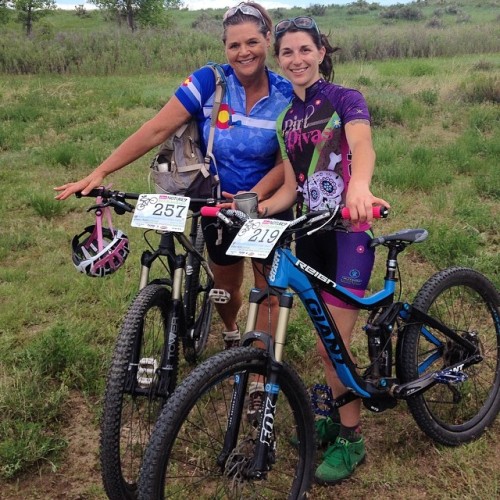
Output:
[277, 79, 370, 224]
[277, 79, 375, 308]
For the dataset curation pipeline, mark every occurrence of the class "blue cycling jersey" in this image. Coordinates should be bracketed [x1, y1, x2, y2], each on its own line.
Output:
[175, 64, 292, 195]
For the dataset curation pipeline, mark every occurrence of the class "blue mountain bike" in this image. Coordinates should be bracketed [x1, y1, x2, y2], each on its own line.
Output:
[138, 205, 499, 499]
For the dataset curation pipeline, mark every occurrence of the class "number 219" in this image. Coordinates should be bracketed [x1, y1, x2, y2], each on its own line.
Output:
[248, 228, 280, 244]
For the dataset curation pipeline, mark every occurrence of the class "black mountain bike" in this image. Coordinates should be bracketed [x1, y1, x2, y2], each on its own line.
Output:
[76, 188, 223, 499]
[138, 205, 499, 499]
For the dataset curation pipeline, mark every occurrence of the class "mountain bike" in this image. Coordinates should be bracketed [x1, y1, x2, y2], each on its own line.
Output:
[75, 187, 225, 499]
[138, 205, 500, 499]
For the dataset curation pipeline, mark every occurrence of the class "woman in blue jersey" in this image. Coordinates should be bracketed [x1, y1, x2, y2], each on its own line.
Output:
[259, 16, 390, 485]
[55, 3, 293, 354]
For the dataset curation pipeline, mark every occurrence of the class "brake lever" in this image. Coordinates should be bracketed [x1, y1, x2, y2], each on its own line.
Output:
[109, 198, 134, 215]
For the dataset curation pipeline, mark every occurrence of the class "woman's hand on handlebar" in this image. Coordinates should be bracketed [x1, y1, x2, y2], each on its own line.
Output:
[219, 191, 235, 210]
[345, 185, 390, 225]
[54, 171, 106, 201]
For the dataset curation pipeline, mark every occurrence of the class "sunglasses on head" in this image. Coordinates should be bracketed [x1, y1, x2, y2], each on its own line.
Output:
[223, 2, 265, 24]
[274, 16, 319, 36]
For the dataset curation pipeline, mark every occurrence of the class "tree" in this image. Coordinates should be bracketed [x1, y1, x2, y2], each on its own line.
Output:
[9, 0, 56, 36]
[0, 0, 11, 25]
[90, 0, 182, 31]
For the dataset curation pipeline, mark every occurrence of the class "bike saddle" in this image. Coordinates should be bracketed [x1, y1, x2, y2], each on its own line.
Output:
[370, 228, 428, 248]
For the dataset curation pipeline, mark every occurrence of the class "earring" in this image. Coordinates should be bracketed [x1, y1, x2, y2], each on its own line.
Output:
[319, 60, 323, 64]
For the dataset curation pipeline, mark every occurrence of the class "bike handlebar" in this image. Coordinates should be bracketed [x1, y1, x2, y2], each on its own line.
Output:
[76, 187, 226, 215]
[340, 205, 389, 220]
[200, 205, 388, 225]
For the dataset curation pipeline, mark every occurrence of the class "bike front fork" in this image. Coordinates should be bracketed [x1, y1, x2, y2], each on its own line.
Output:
[219, 289, 293, 476]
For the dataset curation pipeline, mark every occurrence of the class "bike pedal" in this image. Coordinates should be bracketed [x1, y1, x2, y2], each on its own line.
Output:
[209, 288, 231, 304]
[434, 370, 468, 384]
[310, 383, 335, 417]
[137, 357, 158, 388]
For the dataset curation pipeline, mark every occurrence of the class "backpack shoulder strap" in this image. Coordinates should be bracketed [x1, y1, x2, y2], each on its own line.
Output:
[203, 64, 226, 198]
[204, 64, 226, 156]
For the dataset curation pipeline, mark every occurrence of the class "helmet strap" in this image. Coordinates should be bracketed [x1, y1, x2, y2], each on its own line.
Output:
[94, 194, 114, 252]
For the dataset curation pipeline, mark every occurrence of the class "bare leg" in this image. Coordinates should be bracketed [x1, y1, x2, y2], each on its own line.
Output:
[252, 261, 279, 335]
[317, 305, 361, 427]
[247, 261, 279, 398]
[209, 259, 244, 332]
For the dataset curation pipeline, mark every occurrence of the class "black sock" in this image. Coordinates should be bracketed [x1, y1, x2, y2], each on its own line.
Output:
[339, 423, 362, 442]
[329, 405, 341, 424]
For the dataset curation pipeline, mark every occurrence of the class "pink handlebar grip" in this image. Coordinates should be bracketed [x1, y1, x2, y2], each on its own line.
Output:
[200, 206, 221, 217]
[341, 206, 389, 220]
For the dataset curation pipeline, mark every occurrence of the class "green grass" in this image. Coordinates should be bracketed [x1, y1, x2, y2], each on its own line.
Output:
[0, 1, 499, 496]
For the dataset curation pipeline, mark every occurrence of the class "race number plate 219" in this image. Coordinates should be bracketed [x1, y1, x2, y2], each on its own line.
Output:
[131, 194, 190, 232]
[227, 219, 290, 259]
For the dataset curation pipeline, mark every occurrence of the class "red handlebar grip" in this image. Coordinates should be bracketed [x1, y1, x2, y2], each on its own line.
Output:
[200, 206, 221, 217]
[341, 206, 389, 220]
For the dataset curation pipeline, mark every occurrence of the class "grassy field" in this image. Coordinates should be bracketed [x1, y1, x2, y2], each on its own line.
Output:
[0, 0, 499, 497]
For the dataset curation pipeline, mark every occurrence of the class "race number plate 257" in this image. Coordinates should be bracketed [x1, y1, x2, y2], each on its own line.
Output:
[131, 194, 190, 232]
[227, 219, 290, 259]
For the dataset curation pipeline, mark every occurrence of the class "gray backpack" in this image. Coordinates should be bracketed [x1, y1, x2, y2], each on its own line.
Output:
[150, 64, 226, 200]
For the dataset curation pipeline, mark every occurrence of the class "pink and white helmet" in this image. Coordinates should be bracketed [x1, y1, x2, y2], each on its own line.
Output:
[72, 225, 129, 277]
[72, 198, 129, 277]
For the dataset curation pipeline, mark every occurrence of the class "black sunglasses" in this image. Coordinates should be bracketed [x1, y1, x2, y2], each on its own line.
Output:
[274, 16, 320, 36]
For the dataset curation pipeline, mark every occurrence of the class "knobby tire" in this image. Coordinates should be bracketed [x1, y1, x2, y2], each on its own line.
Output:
[183, 223, 213, 363]
[100, 284, 178, 499]
[400, 267, 500, 445]
[139, 347, 316, 499]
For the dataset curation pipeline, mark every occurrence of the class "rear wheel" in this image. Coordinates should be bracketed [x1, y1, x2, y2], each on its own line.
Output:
[400, 267, 500, 445]
[139, 347, 316, 499]
[183, 222, 214, 363]
[100, 284, 178, 499]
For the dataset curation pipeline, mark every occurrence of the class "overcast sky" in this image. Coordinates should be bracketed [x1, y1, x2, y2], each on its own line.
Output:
[57, 0, 412, 12]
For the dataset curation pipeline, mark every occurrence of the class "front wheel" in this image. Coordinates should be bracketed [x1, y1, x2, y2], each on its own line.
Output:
[139, 347, 316, 499]
[183, 222, 214, 363]
[399, 267, 500, 445]
[100, 284, 178, 499]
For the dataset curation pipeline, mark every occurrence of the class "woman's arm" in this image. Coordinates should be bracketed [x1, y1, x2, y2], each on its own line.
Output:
[54, 96, 192, 200]
[344, 120, 390, 223]
[250, 152, 286, 202]
[257, 159, 297, 217]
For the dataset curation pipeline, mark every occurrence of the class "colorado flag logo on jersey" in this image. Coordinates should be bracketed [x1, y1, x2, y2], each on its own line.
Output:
[216, 103, 232, 129]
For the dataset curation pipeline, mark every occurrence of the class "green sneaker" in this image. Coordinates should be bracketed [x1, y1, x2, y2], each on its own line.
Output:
[290, 417, 340, 448]
[315, 417, 341, 448]
[315, 436, 366, 485]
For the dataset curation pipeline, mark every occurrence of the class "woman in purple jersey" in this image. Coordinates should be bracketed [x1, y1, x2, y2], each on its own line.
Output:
[55, 3, 293, 359]
[259, 16, 390, 485]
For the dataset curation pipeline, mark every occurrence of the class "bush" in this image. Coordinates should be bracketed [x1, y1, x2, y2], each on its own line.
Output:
[473, 60, 494, 71]
[307, 3, 327, 17]
[271, 8, 285, 19]
[191, 12, 221, 35]
[459, 76, 500, 104]
[380, 5, 424, 21]
[456, 13, 471, 23]
[74, 5, 90, 18]
[444, 5, 461, 15]
[416, 89, 439, 106]
[426, 16, 444, 28]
